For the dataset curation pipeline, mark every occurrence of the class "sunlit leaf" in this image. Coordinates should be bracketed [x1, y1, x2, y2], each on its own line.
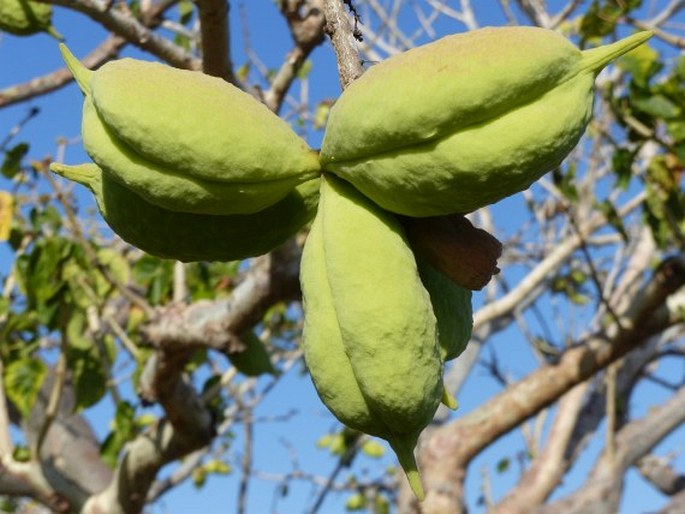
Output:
[0, 191, 14, 240]
[2, 143, 29, 179]
[3, 358, 47, 418]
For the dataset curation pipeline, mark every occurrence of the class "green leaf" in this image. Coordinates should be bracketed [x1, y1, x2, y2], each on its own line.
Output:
[297, 60, 313, 80]
[2, 143, 29, 179]
[373, 495, 390, 514]
[174, 33, 191, 52]
[675, 143, 685, 165]
[552, 166, 578, 203]
[100, 401, 136, 468]
[581, 1, 643, 41]
[3, 358, 47, 418]
[316, 434, 334, 449]
[12, 445, 30, 462]
[133, 256, 173, 305]
[598, 200, 629, 242]
[237, 63, 250, 83]
[631, 93, 681, 120]
[618, 42, 661, 87]
[192, 467, 207, 488]
[496, 457, 510, 473]
[612, 148, 634, 190]
[205, 459, 231, 474]
[178, 0, 194, 25]
[667, 122, 685, 143]
[68, 344, 106, 411]
[675, 54, 685, 81]
[361, 439, 385, 458]
[227, 331, 276, 377]
[314, 101, 331, 130]
[345, 493, 365, 511]
[93, 248, 130, 298]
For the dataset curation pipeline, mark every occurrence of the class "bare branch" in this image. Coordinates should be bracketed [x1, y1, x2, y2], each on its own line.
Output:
[237, 415, 254, 514]
[492, 381, 590, 514]
[418, 255, 685, 513]
[534, 385, 685, 514]
[33, 353, 67, 458]
[51, 0, 200, 69]
[660, 490, 685, 514]
[323, 0, 364, 88]
[195, 0, 236, 82]
[264, 0, 326, 113]
[636, 455, 685, 496]
[142, 242, 301, 355]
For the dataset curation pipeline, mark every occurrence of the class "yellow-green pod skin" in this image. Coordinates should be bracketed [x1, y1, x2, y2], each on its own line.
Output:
[0, 0, 54, 37]
[300, 174, 442, 499]
[320, 28, 652, 216]
[50, 163, 319, 262]
[416, 257, 472, 410]
[416, 257, 473, 362]
[60, 45, 321, 215]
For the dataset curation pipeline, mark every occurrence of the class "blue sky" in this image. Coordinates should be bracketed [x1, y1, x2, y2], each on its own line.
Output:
[2, 2, 684, 513]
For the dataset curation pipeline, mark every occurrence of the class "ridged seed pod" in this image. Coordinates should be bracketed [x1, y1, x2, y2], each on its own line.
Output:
[300, 174, 442, 499]
[320, 27, 652, 216]
[416, 256, 472, 409]
[50, 163, 319, 262]
[417, 256, 473, 363]
[60, 45, 321, 215]
[0, 0, 60, 38]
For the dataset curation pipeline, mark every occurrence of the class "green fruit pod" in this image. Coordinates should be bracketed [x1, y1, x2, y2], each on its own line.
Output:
[300, 174, 442, 499]
[50, 163, 319, 262]
[320, 27, 652, 216]
[60, 44, 321, 216]
[416, 257, 473, 410]
[416, 256, 473, 362]
[0, 0, 60, 38]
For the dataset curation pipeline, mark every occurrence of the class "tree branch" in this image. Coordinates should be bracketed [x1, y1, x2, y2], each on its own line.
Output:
[636, 455, 685, 497]
[417, 255, 685, 513]
[51, 0, 200, 69]
[533, 385, 685, 514]
[322, 0, 364, 89]
[264, 0, 326, 113]
[142, 243, 301, 357]
[195, 0, 235, 82]
[492, 381, 590, 514]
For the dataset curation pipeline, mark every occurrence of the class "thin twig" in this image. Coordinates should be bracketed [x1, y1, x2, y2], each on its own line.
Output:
[605, 362, 618, 464]
[34, 351, 67, 457]
[237, 415, 254, 514]
[0, 359, 14, 457]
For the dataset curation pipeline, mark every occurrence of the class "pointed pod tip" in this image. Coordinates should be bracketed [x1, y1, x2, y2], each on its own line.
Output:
[50, 162, 100, 190]
[389, 436, 425, 501]
[441, 384, 459, 411]
[59, 44, 93, 95]
[46, 25, 64, 41]
[581, 30, 654, 74]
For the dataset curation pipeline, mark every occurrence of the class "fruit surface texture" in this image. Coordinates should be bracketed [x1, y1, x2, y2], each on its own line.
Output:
[60, 44, 320, 216]
[300, 174, 443, 499]
[320, 27, 652, 216]
[0, 0, 54, 36]
[50, 163, 319, 262]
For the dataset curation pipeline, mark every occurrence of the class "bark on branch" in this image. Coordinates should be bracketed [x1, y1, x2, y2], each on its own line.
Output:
[417, 255, 685, 514]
